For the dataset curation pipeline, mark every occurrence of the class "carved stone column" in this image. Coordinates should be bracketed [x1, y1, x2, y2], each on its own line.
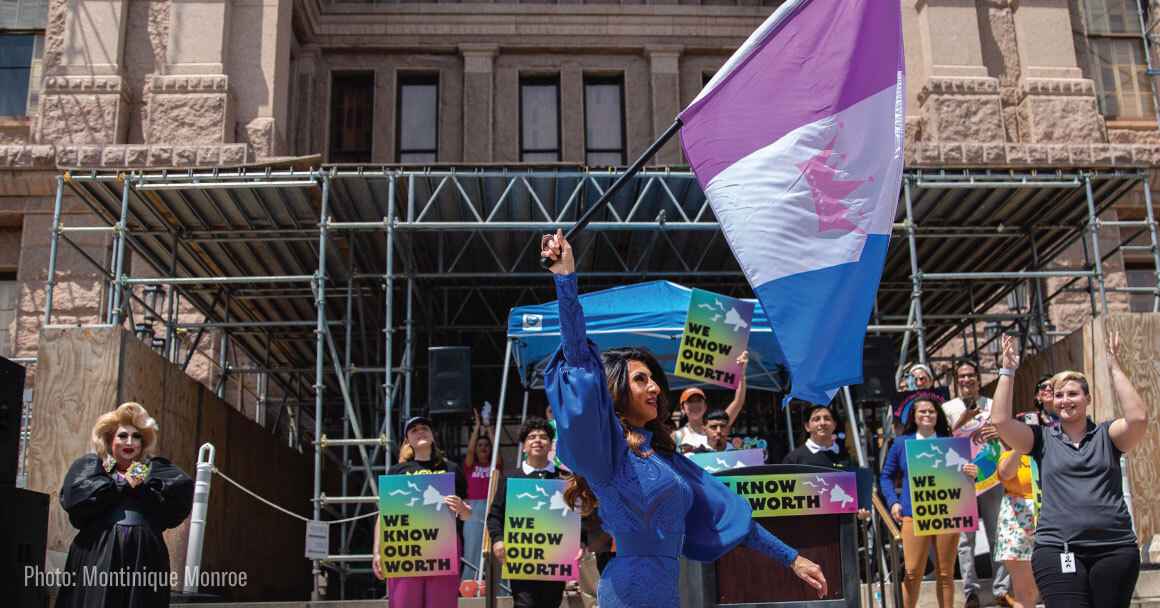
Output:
[914, 0, 1006, 144]
[1012, 0, 1106, 143]
[647, 45, 682, 165]
[461, 44, 497, 162]
[35, 0, 131, 144]
[144, 0, 233, 146]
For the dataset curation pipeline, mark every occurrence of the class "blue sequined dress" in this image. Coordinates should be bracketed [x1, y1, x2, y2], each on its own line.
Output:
[545, 273, 799, 608]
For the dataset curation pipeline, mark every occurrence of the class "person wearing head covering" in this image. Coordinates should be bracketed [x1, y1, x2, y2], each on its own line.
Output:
[671, 351, 749, 453]
[372, 415, 472, 607]
[56, 402, 193, 608]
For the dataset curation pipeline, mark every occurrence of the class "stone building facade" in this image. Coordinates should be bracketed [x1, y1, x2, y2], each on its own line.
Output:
[2, 0, 1160, 398]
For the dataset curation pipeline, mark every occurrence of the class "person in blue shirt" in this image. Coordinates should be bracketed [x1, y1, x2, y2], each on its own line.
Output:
[540, 231, 826, 608]
[880, 391, 977, 608]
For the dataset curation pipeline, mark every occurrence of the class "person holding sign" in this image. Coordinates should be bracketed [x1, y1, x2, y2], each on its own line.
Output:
[991, 334, 1147, 608]
[672, 355, 748, 454]
[540, 231, 826, 608]
[487, 417, 571, 608]
[942, 358, 1010, 608]
[879, 393, 978, 608]
[372, 416, 472, 607]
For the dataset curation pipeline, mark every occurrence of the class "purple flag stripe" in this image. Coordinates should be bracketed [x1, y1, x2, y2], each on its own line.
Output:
[679, 0, 901, 185]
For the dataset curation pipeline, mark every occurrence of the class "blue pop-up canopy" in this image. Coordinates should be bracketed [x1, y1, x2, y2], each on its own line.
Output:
[505, 280, 787, 392]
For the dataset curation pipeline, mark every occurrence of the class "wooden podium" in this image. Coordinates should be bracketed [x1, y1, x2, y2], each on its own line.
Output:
[679, 464, 861, 608]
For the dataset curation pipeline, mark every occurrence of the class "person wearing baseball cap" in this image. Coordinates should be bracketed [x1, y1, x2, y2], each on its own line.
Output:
[372, 414, 472, 606]
[672, 351, 749, 453]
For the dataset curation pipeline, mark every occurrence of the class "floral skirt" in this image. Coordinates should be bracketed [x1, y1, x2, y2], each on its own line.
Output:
[995, 494, 1036, 562]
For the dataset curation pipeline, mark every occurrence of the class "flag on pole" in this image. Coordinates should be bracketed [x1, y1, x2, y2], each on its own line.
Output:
[679, 0, 905, 404]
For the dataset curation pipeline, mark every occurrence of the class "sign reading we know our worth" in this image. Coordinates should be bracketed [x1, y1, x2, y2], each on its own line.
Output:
[718, 472, 858, 517]
[674, 289, 755, 389]
[377, 473, 458, 578]
[904, 437, 979, 536]
[501, 477, 581, 581]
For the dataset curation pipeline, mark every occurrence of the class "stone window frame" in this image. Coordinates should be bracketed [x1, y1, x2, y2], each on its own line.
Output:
[327, 70, 376, 163]
[582, 73, 626, 167]
[519, 74, 562, 163]
[1074, 0, 1157, 121]
[395, 71, 440, 164]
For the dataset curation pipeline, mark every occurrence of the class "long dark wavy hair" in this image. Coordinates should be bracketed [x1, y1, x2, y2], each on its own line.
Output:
[563, 346, 676, 515]
[901, 393, 952, 437]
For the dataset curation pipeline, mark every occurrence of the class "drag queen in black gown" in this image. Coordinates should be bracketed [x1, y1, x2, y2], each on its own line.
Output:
[56, 402, 193, 608]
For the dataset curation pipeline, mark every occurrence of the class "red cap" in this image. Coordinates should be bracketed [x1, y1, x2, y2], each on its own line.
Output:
[680, 387, 706, 404]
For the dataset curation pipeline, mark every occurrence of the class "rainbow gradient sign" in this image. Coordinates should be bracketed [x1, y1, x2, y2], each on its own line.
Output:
[674, 288, 755, 389]
[718, 472, 858, 517]
[377, 473, 458, 578]
[502, 478, 580, 581]
[687, 448, 765, 473]
[904, 437, 979, 536]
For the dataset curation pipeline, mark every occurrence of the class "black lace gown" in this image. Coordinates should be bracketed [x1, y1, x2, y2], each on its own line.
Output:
[55, 454, 194, 608]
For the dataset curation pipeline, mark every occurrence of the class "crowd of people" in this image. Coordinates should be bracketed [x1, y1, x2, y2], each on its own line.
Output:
[51, 229, 1148, 608]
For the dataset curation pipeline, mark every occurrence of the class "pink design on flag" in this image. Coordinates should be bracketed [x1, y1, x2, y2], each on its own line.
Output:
[797, 134, 875, 235]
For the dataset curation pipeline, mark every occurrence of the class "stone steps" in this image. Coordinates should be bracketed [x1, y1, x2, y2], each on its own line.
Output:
[186, 569, 1160, 608]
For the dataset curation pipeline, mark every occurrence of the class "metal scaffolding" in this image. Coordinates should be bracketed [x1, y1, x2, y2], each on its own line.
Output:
[43, 164, 1157, 597]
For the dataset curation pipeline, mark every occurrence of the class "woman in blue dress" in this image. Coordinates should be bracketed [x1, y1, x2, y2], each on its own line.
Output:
[540, 231, 827, 607]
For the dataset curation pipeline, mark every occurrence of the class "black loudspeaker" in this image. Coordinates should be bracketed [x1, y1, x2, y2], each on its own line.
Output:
[850, 336, 897, 405]
[428, 347, 471, 415]
[0, 356, 26, 487]
[0, 486, 49, 607]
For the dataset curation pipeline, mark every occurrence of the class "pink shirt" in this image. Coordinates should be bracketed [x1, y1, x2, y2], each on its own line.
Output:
[463, 463, 493, 500]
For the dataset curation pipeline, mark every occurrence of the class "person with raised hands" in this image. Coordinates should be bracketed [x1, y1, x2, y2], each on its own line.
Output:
[990, 333, 1148, 608]
[540, 229, 826, 607]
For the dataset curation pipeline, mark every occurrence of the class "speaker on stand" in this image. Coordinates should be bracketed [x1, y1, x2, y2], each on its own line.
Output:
[0, 356, 48, 608]
[428, 347, 472, 416]
[850, 336, 897, 406]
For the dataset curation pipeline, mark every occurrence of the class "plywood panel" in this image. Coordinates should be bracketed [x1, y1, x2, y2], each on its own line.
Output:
[1104, 314, 1160, 550]
[26, 327, 122, 555]
[116, 331, 171, 428]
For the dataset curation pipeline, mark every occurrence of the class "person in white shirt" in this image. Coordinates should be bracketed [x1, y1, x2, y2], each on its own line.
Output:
[672, 351, 748, 452]
[941, 359, 1011, 608]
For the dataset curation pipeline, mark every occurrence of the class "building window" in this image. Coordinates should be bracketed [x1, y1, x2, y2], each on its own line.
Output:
[396, 73, 438, 163]
[1125, 262, 1156, 312]
[1080, 0, 1155, 120]
[584, 76, 625, 166]
[328, 71, 374, 163]
[0, 34, 42, 117]
[520, 76, 560, 162]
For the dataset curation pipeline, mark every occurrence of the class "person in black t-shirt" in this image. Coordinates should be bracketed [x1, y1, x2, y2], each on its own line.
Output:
[372, 416, 472, 607]
[488, 417, 569, 608]
[782, 403, 852, 469]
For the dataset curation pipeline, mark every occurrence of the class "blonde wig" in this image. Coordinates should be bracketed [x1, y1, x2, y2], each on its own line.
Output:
[91, 402, 160, 461]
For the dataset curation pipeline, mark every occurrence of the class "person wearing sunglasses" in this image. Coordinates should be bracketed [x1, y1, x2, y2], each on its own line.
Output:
[56, 402, 194, 608]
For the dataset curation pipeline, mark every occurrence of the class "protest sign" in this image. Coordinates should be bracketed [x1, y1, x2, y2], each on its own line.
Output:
[674, 289, 755, 389]
[502, 478, 580, 581]
[718, 471, 858, 517]
[904, 437, 979, 536]
[377, 472, 458, 578]
[687, 448, 765, 474]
